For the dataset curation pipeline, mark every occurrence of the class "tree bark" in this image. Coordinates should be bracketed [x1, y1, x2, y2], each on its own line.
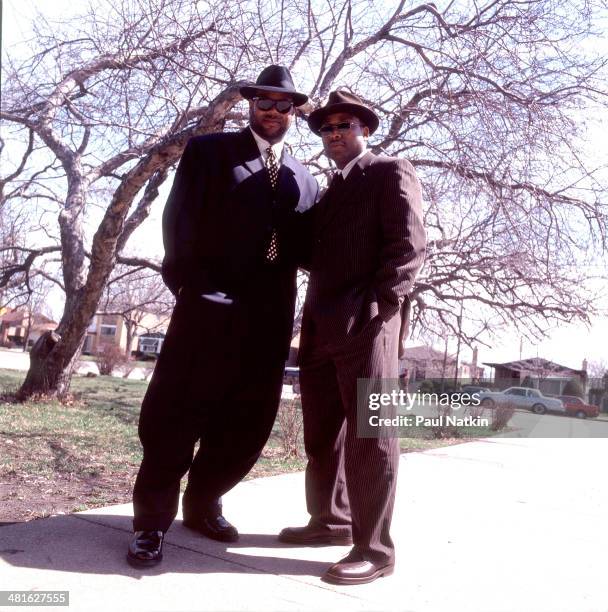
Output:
[15, 88, 241, 401]
[18, 330, 81, 399]
[22, 311, 32, 352]
[125, 319, 134, 358]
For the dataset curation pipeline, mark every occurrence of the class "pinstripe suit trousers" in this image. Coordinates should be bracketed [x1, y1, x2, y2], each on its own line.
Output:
[299, 314, 401, 565]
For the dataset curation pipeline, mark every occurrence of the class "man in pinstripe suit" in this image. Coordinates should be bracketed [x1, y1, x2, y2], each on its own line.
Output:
[278, 90, 426, 585]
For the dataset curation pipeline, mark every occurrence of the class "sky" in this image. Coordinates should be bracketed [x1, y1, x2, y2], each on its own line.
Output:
[2, 0, 607, 373]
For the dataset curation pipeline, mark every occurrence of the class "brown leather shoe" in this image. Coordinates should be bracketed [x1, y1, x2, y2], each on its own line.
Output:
[278, 524, 353, 546]
[322, 553, 394, 585]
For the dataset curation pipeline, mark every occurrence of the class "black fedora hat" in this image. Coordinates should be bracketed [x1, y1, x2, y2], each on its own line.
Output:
[308, 90, 379, 135]
[240, 65, 308, 107]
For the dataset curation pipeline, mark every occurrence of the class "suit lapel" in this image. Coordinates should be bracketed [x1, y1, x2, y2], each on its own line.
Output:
[234, 131, 301, 213]
[275, 153, 297, 206]
[239, 128, 266, 176]
[240, 128, 294, 196]
[317, 151, 375, 234]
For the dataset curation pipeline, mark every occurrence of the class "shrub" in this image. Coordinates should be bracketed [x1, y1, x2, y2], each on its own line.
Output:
[417, 380, 435, 394]
[562, 378, 584, 398]
[491, 401, 516, 431]
[96, 344, 127, 376]
[277, 398, 303, 458]
[467, 402, 486, 419]
[417, 379, 457, 395]
[430, 405, 460, 439]
[521, 376, 535, 388]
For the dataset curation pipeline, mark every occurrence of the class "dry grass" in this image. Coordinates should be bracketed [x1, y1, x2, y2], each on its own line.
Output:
[1, 368, 491, 523]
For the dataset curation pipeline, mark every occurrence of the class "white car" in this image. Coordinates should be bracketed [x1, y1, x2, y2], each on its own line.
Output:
[477, 387, 565, 414]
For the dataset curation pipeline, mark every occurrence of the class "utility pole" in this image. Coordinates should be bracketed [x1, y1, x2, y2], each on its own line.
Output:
[454, 311, 462, 388]
[440, 334, 449, 393]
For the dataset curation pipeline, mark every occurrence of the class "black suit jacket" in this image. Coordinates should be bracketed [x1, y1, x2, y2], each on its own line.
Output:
[161, 128, 318, 357]
[301, 151, 426, 358]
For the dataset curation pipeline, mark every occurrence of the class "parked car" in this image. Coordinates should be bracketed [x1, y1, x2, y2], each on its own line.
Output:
[450, 385, 491, 401]
[283, 366, 300, 393]
[477, 386, 564, 414]
[557, 395, 599, 419]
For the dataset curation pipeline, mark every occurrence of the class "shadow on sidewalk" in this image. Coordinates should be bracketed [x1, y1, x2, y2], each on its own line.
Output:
[0, 513, 337, 579]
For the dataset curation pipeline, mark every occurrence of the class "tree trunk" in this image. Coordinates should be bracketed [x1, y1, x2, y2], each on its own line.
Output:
[18, 330, 82, 399]
[18, 276, 103, 400]
[124, 319, 134, 358]
[15, 90, 239, 401]
[22, 311, 32, 352]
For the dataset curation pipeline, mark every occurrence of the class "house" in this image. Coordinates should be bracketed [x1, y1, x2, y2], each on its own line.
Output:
[400, 345, 458, 381]
[482, 357, 588, 395]
[399, 345, 485, 383]
[286, 332, 300, 366]
[288, 336, 485, 384]
[458, 347, 485, 381]
[0, 308, 57, 348]
[83, 311, 169, 356]
[136, 331, 166, 358]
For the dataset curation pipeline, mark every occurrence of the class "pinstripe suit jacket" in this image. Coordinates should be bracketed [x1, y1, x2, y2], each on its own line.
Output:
[301, 150, 426, 358]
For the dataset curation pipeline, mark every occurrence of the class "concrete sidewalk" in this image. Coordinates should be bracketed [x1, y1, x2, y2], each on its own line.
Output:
[1, 439, 607, 612]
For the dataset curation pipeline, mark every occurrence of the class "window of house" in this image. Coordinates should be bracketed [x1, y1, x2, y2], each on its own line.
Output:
[100, 324, 117, 337]
[140, 339, 158, 352]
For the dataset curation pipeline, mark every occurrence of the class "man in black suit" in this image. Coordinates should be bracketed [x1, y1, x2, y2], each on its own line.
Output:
[127, 66, 318, 567]
[279, 91, 426, 584]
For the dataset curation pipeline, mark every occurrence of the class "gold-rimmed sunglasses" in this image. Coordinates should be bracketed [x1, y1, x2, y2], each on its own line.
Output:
[319, 121, 363, 135]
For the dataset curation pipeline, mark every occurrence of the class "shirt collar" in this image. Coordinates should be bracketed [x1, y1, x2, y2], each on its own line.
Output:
[339, 149, 368, 179]
[249, 126, 285, 162]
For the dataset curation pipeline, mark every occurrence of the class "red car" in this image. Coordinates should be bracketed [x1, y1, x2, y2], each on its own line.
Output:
[558, 395, 599, 419]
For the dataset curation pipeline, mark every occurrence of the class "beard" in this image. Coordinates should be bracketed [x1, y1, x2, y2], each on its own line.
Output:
[250, 113, 289, 144]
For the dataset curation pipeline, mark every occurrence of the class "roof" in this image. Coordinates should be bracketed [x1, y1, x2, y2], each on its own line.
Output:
[482, 357, 586, 378]
[0, 309, 56, 326]
[32, 322, 58, 332]
[139, 332, 166, 338]
[402, 345, 456, 363]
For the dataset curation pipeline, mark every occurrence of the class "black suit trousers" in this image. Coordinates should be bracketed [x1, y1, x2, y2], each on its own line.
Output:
[132, 286, 285, 532]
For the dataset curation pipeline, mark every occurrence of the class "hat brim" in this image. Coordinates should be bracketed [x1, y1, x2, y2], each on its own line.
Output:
[307, 103, 379, 135]
[240, 85, 308, 107]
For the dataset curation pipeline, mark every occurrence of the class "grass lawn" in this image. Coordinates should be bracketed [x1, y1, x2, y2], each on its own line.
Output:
[1, 368, 487, 523]
[79, 354, 153, 369]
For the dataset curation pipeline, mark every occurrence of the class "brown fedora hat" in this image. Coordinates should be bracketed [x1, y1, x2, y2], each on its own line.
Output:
[240, 65, 308, 107]
[308, 90, 380, 135]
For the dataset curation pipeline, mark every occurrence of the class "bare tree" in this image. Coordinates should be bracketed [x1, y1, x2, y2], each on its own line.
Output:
[587, 359, 607, 377]
[100, 265, 173, 356]
[1, 0, 607, 399]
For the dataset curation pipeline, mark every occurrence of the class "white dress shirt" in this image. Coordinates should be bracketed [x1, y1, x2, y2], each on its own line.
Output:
[249, 126, 285, 165]
[338, 149, 368, 179]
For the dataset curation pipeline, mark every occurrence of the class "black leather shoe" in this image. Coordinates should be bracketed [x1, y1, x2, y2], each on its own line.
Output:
[321, 551, 394, 585]
[278, 524, 353, 546]
[183, 514, 239, 542]
[126, 530, 164, 568]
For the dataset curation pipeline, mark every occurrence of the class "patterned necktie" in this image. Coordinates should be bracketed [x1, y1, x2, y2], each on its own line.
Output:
[265, 146, 280, 262]
[266, 146, 279, 189]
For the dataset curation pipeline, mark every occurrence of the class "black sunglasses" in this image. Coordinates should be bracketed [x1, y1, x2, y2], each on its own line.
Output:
[319, 121, 363, 135]
[253, 97, 294, 114]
